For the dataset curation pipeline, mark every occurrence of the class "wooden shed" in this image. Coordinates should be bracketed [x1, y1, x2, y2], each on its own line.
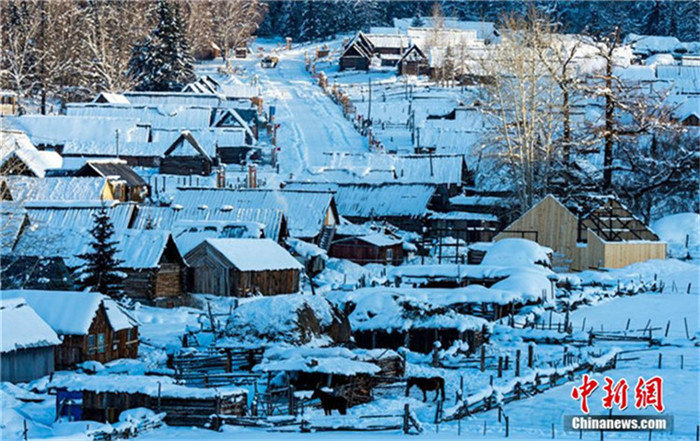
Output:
[330, 232, 404, 265]
[0, 290, 139, 369]
[398, 44, 430, 76]
[185, 238, 303, 297]
[495, 195, 667, 271]
[74, 160, 149, 202]
[160, 131, 215, 176]
[51, 374, 246, 426]
[0, 298, 60, 383]
[118, 231, 188, 306]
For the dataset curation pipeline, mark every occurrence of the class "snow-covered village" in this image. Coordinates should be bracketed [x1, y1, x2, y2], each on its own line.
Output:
[0, 1, 698, 440]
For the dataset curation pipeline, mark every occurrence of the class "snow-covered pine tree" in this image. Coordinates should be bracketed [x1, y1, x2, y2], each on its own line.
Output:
[128, 0, 195, 91]
[78, 206, 125, 299]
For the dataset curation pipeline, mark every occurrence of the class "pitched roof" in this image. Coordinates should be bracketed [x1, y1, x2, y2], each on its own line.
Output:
[196, 238, 303, 272]
[333, 183, 436, 218]
[0, 298, 60, 353]
[76, 160, 146, 187]
[172, 188, 336, 238]
[1, 129, 62, 177]
[132, 205, 285, 242]
[0, 290, 138, 335]
[163, 131, 213, 159]
[2, 176, 108, 202]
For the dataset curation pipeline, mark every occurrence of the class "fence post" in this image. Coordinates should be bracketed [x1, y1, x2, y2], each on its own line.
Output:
[684, 317, 690, 339]
[665, 321, 671, 338]
[515, 350, 521, 377]
[483, 420, 487, 435]
[505, 416, 509, 437]
[504, 356, 509, 371]
[480, 346, 486, 372]
[681, 355, 684, 370]
[498, 356, 503, 378]
[527, 345, 534, 369]
[657, 353, 662, 369]
[403, 404, 410, 434]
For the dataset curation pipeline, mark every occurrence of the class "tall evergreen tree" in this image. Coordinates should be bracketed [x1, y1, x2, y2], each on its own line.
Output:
[128, 0, 195, 91]
[78, 206, 125, 298]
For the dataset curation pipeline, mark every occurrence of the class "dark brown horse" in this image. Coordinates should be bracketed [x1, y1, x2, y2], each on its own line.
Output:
[406, 376, 445, 402]
[311, 388, 348, 415]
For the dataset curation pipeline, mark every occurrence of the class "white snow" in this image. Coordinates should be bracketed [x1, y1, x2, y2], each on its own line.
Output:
[202, 238, 303, 271]
[0, 298, 60, 353]
[0, 290, 137, 335]
[651, 212, 699, 259]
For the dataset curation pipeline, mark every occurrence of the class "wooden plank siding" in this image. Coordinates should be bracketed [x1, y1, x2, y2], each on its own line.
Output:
[581, 229, 667, 270]
[329, 239, 404, 265]
[55, 305, 138, 370]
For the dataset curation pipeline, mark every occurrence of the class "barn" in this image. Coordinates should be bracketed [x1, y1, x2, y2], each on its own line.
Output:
[1, 298, 60, 383]
[51, 374, 246, 426]
[0, 129, 63, 177]
[185, 238, 303, 297]
[329, 288, 490, 354]
[160, 131, 216, 176]
[494, 195, 667, 271]
[0, 290, 139, 369]
[74, 160, 149, 202]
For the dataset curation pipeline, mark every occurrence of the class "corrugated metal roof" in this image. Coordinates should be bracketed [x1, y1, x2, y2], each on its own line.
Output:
[333, 183, 436, 218]
[172, 188, 335, 238]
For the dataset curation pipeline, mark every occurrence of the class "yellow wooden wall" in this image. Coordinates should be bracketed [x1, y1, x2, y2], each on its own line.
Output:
[580, 229, 667, 270]
[494, 195, 579, 262]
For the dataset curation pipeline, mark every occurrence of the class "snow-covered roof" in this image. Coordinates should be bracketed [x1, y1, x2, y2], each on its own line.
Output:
[0, 129, 62, 177]
[0, 290, 137, 335]
[14, 226, 174, 269]
[255, 347, 381, 376]
[172, 188, 335, 238]
[333, 183, 436, 218]
[0, 298, 60, 353]
[48, 373, 245, 399]
[391, 263, 553, 285]
[199, 238, 303, 272]
[94, 92, 130, 104]
[394, 18, 496, 41]
[3, 115, 148, 146]
[3, 176, 108, 202]
[123, 91, 254, 110]
[322, 153, 466, 185]
[624, 33, 687, 55]
[132, 205, 284, 242]
[224, 294, 341, 344]
[65, 103, 216, 130]
[78, 160, 146, 187]
[427, 210, 498, 222]
[327, 288, 489, 332]
[357, 233, 402, 247]
[25, 202, 135, 230]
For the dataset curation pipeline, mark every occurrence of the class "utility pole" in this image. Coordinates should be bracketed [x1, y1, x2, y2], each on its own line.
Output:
[367, 77, 372, 124]
[115, 130, 120, 157]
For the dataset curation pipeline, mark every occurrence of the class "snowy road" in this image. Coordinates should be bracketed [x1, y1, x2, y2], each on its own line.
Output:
[254, 46, 368, 176]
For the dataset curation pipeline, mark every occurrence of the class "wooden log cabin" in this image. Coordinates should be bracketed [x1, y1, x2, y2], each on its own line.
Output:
[118, 230, 188, 307]
[185, 238, 303, 296]
[0, 290, 138, 369]
[0, 298, 60, 383]
[51, 374, 247, 426]
[160, 131, 216, 176]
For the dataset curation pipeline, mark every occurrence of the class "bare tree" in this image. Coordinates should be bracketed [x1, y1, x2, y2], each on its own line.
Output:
[475, 8, 567, 212]
[210, 0, 267, 68]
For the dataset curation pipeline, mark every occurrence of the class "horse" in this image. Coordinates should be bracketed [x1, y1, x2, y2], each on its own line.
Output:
[405, 376, 445, 402]
[311, 388, 348, 415]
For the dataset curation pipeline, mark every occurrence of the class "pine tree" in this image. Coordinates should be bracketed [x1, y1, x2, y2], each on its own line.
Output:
[78, 206, 125, 298]
[128, 0, 195, 91]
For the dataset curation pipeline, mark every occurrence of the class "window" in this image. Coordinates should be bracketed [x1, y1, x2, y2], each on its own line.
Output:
[386, 248, 393, 262]
[97, 334, 105, 353]
[126, 329, 132, 342]
[87, 335, 96, 353]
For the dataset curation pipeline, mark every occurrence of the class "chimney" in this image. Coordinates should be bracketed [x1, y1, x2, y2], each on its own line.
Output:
[247, 164, 257, 189]
[216, 165, 226, 188]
